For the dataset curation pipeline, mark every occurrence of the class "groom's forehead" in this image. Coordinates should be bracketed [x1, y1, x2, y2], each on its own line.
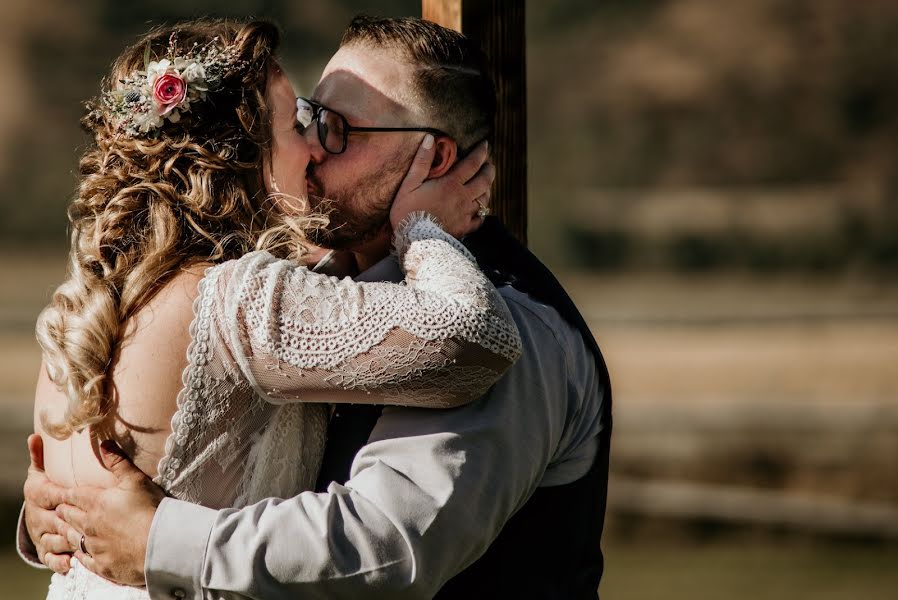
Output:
[314, 45, 417, 122]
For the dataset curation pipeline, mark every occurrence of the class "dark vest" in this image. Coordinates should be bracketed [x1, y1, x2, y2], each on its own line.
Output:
[315, 217, 612, 599]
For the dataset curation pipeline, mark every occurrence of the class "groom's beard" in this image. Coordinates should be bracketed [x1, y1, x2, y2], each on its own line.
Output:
[306, 156, 409, 251]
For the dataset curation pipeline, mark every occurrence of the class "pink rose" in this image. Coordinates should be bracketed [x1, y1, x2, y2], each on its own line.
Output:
[153, 73, 187, 115]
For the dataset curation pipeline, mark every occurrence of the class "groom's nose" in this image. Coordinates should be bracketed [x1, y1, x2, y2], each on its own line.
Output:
[304, 125, 328, 164]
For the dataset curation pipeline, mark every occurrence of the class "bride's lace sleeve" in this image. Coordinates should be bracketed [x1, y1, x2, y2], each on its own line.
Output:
[199, 212, 522, 408]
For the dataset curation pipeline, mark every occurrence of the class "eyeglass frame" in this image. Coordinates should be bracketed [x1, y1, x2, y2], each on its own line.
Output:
[296, 97, 448, 155]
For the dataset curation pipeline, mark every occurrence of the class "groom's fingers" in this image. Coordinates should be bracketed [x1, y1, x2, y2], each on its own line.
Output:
[44, 552, 72, 575]
[448, 140, 489, 184]
[23, 472, 68, 510]
[40, 533, 74, 555]
[62, 520, 84, 553]
[61, 519, 105, 571]
[56, 503, 90, 537]
[99, 440, 148, 489]
[73, 550, 98, 574]
[62, 486, 102, 511]
[23, 477, 56, 509]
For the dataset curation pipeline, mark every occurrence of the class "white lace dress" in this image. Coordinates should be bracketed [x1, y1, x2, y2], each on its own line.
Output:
[45, 213, 521, 599]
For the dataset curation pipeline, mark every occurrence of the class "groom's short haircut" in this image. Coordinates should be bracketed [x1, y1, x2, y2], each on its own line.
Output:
[340, 15, 496, 154]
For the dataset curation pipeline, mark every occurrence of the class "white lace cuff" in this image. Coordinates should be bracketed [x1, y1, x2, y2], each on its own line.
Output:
[392, 211, 475, 266]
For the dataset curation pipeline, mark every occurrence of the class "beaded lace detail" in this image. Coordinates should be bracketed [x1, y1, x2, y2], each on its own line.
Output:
[46, 213, 521, 598]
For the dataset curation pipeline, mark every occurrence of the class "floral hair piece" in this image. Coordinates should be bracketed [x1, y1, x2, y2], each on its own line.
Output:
[101, 35, 245, 137]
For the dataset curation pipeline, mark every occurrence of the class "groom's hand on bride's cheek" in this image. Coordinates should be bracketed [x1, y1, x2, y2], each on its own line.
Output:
[55, 440, 165, 586]
[23, 434, 74, 574]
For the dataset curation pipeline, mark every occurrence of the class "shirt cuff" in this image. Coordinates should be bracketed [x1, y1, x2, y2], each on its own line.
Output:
[310, 250, 337, 273]
[355, 255, 403, 283]
[145, 497, 217, 600]
[16, 503, 47, 569]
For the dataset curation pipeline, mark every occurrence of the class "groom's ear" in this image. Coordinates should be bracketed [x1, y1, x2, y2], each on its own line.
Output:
[426, 136, 458, 179]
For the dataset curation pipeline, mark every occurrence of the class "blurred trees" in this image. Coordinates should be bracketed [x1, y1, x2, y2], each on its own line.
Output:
[527, 0, 898, 271]
[2, 0, 896, 271]
[529, 0, 898, 188]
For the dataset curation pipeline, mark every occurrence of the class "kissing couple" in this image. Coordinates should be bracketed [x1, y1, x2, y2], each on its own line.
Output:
[19, 15, 612, 600]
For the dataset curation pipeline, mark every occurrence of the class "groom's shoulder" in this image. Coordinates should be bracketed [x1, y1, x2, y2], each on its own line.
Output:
[498, 286, 581, 352]
[498, 285, 555, 320]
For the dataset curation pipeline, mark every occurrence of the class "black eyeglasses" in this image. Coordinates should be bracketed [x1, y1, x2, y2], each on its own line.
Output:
[296, 97, 447, 155]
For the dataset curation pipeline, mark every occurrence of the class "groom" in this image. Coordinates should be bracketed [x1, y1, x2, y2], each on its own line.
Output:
[21, 16, 612, 598]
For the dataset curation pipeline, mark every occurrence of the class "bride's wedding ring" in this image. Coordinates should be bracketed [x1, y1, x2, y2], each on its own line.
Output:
[475, 199, 490, 219]
[80, 534, 89, 555]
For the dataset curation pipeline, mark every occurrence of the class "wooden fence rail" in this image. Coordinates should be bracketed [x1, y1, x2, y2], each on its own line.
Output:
[610, 477, 898, 540]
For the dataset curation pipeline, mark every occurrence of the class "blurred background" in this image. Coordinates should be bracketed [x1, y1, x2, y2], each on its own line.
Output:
[1, 0, 897, 597]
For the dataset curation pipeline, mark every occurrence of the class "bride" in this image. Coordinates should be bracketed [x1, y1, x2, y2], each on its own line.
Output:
[30, 19, 520, 599]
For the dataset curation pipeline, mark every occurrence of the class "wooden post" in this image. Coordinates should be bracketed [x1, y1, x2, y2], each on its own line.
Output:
[422, 0, 528, 244]
[421, 0, 461, 32]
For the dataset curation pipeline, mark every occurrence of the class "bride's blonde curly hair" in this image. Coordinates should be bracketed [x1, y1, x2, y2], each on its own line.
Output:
[37, 19, 313, 439]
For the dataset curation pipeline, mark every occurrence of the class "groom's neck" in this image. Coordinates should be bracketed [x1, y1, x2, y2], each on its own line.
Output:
[352, 230, 392, 273]
[353, 250, 387, 273]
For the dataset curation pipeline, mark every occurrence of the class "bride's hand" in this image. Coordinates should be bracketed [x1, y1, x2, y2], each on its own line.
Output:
[390, 137, 495, 238]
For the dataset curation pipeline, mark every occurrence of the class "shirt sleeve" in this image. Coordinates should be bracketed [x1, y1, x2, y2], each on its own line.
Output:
[200, 212, 521, 410]
[15, 503, 47, 569]
[144, 294, 587, 600]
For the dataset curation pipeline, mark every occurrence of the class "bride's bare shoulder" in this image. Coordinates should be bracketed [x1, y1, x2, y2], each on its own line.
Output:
[37, 264, 213, 484]
[105, 265, 212, 472]
[150, 263, 209, 310]
[115, 263, 210, 390]
[123, 264, 209, 352]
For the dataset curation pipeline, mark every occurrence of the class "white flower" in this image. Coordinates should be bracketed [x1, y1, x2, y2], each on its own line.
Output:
[181, 61, 206, 83]
[133, 109, 164, 132]
[104, 41, 241, 137]
[186, 86, 207, 103]
[146, 59, 172, 85]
